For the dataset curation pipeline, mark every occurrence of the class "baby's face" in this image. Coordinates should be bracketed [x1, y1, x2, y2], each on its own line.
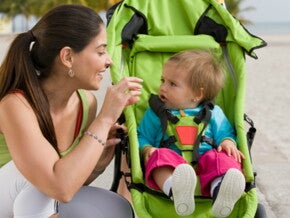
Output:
[158, 63, 200, 110]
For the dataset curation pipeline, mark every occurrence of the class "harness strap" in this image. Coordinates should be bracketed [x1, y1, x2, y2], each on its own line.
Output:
[149, 94, 179, 133]
[160, 135, 176, 148]
[149, 94, 214, 165]
[191, 101, 214, 165]
[201, 135, 216, 148]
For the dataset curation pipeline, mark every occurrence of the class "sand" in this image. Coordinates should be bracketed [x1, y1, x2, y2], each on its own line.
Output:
[1, 33, 290, 217]
[244, 34, 290, 218]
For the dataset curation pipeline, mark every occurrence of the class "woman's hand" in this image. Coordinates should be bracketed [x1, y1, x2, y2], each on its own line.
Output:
[94, 124, 126, 172]
[217, 139, 245, 163]
[84, 124, 126, 185]
[98, 77, 143, 126]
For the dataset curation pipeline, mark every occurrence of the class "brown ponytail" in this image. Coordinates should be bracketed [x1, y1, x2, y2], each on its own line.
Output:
[0, 5, 104, 154]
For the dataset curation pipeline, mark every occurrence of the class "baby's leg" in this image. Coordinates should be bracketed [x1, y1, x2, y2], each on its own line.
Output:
[211, 168, 245, 218]
[171, 164, 196, 216]
[145, 148, 196, 216]
[145, 148, 187, 190]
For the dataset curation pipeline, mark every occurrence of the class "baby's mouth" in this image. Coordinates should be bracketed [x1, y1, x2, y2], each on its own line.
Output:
[159, 94, 167, 102]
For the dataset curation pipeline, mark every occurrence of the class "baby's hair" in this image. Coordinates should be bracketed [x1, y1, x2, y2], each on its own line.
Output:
[166, 50, 225, 101]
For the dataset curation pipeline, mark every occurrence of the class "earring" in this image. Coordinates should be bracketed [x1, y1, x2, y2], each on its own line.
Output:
[36, 70, 41, 77]
[68, 69, 74, 78]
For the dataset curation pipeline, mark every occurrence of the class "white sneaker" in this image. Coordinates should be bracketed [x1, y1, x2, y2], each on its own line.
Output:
[172, 164, 196, 216]
[212, 168, 245, 218]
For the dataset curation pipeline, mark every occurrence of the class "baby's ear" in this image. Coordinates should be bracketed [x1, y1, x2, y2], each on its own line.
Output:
[196, 87, 205, 100]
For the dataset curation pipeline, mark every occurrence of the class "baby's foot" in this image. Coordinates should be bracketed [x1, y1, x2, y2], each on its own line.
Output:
[212, 168, 245, 217]
[172, 164, 196, 216]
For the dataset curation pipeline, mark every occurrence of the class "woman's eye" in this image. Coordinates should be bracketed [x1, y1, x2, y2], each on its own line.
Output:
[98, 52, 106, 56]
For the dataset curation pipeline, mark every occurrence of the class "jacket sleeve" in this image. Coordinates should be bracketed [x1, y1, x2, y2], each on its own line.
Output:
[137, 108, 164, 152]
[210, 105, 237, 146]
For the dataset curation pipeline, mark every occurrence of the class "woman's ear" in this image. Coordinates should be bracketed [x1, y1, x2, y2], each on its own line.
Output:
[59, 46, 73, 68]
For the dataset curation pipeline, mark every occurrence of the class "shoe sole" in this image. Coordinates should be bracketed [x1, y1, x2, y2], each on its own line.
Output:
[212, 168, 245, 218]
[172, 164, 196, 216]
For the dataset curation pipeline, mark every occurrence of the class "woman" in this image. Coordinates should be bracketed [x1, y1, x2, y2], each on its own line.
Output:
[0, 4, 142, 217]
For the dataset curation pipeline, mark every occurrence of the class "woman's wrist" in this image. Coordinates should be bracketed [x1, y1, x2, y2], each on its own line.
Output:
[84, 116, 113, 145]
[95, 109, 118, 129]
[84, 131, 106, 146]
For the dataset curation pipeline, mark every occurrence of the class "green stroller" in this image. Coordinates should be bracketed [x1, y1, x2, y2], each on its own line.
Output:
[106, 0, 267, 217]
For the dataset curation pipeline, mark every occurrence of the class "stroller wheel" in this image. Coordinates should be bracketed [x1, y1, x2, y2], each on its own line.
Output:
[255, 203, 267, 218]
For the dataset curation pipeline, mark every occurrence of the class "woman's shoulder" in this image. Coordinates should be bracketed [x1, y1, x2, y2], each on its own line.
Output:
[0, 92, 35, 132]
[0, 91, 31, 110]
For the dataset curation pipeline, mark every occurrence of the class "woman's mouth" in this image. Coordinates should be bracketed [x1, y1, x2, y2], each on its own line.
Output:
[97, 72, 104, 79]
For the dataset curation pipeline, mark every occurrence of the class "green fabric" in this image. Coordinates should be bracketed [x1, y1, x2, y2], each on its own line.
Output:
[107, 0, 266, 217]
[0, 89, 89, 167]
[166, 114, 204, 164]
[131, 188, 258, 218]
[166, 115, 204, 150]
[60, 89, 89, 157]
[0, 134, 11, 167]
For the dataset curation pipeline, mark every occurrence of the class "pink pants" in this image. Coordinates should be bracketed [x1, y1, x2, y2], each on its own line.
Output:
[144, 148, 242, 196]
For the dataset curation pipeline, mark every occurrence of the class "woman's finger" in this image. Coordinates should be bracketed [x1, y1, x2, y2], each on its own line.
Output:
[115, 77, 143, 93]
[106, 138, 121, 147]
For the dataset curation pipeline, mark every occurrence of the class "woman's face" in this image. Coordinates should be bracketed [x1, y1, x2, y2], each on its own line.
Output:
[71, 25, 112, 90]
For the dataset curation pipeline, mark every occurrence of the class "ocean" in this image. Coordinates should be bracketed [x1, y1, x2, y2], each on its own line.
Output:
[244, 22, 290, 35]
[1, 14, 290, 36]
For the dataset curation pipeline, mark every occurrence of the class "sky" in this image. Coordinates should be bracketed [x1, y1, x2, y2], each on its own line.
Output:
[241, 0, 290, 23]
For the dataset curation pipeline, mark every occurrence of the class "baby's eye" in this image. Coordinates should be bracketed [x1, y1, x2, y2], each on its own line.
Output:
[160, 78, 165, 83]
[170, 82, 177, 87]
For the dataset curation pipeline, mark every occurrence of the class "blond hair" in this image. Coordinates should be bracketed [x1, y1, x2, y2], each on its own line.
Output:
[166, 50, 224, 101]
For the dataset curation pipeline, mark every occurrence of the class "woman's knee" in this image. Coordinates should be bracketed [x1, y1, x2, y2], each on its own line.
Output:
[58, 186, 134, 218]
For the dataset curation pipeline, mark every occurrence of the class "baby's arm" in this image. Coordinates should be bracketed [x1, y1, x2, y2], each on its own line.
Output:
[137, 108, 163, 163]
[141, 146, 157, 163]
[212, 106, 245, 162]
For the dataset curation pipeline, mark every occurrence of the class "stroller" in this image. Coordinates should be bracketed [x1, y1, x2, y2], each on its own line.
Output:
[106, 0, 267, 217]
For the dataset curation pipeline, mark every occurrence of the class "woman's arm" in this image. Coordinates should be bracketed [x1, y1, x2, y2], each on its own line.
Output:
[0, 77, 142, 202]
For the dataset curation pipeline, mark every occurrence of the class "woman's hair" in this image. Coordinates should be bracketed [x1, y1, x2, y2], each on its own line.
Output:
[0, 4, 104, 154]
[166, 50, 225, 102]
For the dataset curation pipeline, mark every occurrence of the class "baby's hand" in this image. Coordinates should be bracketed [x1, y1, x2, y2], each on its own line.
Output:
[141, 146, 157, 163]
[217, 139, 245, 163]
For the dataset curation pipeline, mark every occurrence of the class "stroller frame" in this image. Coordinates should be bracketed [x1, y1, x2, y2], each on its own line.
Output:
[107, 0, 267, 217]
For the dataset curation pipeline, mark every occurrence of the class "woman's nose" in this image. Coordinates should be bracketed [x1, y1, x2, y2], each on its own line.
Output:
[105, 56, 113, 69]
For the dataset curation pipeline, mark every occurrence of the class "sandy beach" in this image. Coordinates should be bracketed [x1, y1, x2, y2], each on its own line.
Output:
[1, 33, 290, 217]
[244, 34, 290, 218]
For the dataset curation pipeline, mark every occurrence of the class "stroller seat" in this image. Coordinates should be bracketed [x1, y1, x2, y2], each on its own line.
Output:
[107, 0, 267, 217]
